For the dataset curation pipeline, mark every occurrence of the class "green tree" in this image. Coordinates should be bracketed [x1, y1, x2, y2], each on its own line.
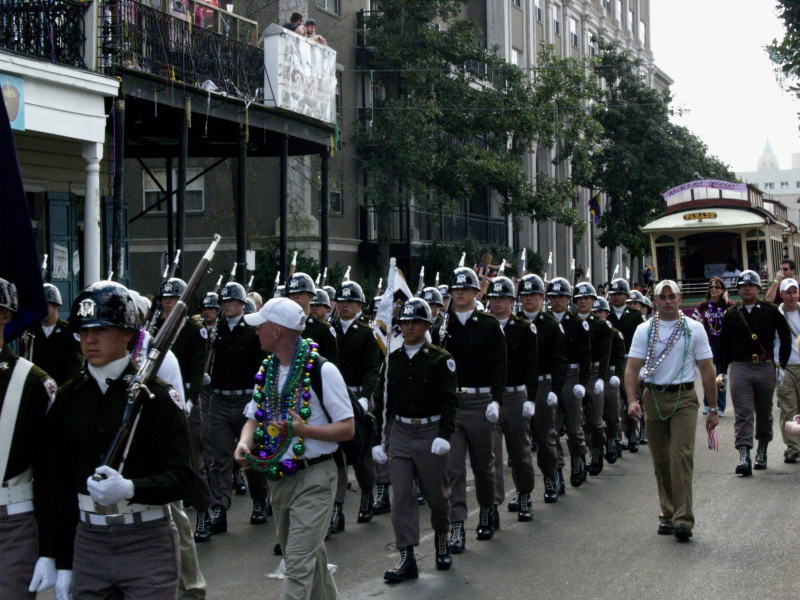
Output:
[768, 1, 800, 96]
[353, 1, 600, 272]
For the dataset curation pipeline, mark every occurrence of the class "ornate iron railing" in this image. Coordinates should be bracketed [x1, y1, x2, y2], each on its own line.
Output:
[0, 0, 89, 68]
[98, 0, 262, 100]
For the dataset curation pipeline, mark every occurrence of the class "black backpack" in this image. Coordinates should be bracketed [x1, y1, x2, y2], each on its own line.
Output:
[309, 356, 375, 465]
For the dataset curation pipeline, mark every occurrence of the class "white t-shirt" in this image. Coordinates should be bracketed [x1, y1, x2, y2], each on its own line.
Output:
[777, 307, 800, 366]
[629, 317, 713, 385]
[244, 361, 353, 460]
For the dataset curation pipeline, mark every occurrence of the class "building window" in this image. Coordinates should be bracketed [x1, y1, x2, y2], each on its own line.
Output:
[628, 9, 634, 32]
[781, 181, 789, 189]
[639, 20, 646, 44]
[765, 182, 775, 190]
[587, 32, 598, 56]
[329, 191, 343, 214]
[535, 0, 542, 21]
[143, 168, 204, 213]
[615, 0, 622, 23]
[796, 181, 800, 188]
[603, 0, 610, 10]
[316, 0, 339, 15]
[570, 17, 578, 47]
[335, 72, 342, 117]
[554, 6, 561, 35]
[511, 0, 521, 7]
[512, 48, 523, 67]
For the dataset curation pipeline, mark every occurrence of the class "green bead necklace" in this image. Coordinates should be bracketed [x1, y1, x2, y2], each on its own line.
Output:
[644, 313, 692, 421]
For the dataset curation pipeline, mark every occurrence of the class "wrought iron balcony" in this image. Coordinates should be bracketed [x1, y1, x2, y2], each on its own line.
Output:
[0, 0, 90, 69]
[361, 205, 508, 246]
[98, 0, 262, 99]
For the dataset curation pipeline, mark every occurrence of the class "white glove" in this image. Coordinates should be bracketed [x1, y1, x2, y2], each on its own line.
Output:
[547, 392, 558, 407]
[573, 384, 586, 399]
[716, 373, 726, 387]
[431, 437, 450, 455]
[86, 466, 135, 507]
[185, 400, 193, 416]
[372, 445, 388, 464]
[485, 401, 500, 423]
[358, 397, 369, 412]
[203, 373, 212, 386]
[55, 570, 72, 600]
[594, 379, 605, 395]
[522, 400, 535, 418]
[29, 557, 56, 592]
[777, 367, 786, 385]
[609, 376, 620, 388]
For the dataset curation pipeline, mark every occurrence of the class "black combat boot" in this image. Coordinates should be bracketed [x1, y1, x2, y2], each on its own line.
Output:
[250, 499, 267, 525]
[372, 483, 391, 514]
[556, 468, 566, 495]
[328, 502, 345, 536]
[507, 491, 520, 512]
[233, 467, 247, 495]
[628, 431, 640, 453]
[357, 491, 374, 523]
[448, 520, 466, 554]
[491, 505, 500, 530]
[588, 445, 604, 476]
[384, 547, 418, 583]
[735, 445, 752, 476]
[517, 494, 533, 522]
[605, 440, 618, 464]
[194, 509, 211, 543]
[570, 455, 586, 487]
[207, 506, 227, 534]
[435, 533, 452, 570]
[476, 506, 495, 540]
[543, 475, 558, 503]
[413, 475, 426, 506]
[754, 440, 768, 470]
[639, 421, 648, 445]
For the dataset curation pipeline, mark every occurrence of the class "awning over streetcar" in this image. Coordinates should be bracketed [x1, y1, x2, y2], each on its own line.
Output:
[641, 208, 784, 233]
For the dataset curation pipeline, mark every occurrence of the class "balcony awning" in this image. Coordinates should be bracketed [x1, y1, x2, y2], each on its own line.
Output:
[642, 208, 786, 234]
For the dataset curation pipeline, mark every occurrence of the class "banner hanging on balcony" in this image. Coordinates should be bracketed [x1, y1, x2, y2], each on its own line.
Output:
[262, 24, 337, 124]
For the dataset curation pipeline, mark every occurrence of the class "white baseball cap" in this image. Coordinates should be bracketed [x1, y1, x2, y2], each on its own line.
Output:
[780, 278, 799, 292]
[244, 297, 306, 331]
[653, 280, 681, 296]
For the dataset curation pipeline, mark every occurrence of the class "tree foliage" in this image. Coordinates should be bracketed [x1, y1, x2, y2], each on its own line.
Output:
[768, 1, 800, 96]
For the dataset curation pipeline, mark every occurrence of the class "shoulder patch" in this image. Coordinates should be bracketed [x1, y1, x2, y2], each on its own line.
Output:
[330, 327, 337, 338]
[168, 388, 185, 411]
[446, 358, 456, 373]
[530, 323, 537, 335]
[74, 332, 81, 342]
[582, 320, 590, 331]
[618, 331, 624, 340]
[606, 320, 612, 329]
[44, 377, 57, 412]
[199, 328, 208, 340]
[559, 323, 565, 334]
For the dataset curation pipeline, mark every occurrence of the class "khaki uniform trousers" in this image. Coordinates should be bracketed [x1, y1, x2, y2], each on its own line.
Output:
[375, 420, 394, 485]
[603, 375, 622, 444]
[271, 458, 339, 600]
[493, 389, 535, 504]
[448, 392, 496, 523]
[169, 501, 207, 599]
[389, 420, 451, 548]
[585, 369, 607, 447]
[0, 512, 37, 600]
[555, 368, 588, 468]
[729, 361, 776, 448]
[777, 364, 800, 456]
[642, 386, 698, 529]
[532, 378, 559, 477]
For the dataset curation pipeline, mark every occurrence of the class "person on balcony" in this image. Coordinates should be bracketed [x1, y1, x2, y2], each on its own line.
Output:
[282, 12, 306, 36]
[305, 19, 327, 45]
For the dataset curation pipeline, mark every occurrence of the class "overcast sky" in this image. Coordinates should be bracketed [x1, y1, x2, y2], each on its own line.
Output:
[650, 0, 799, 174]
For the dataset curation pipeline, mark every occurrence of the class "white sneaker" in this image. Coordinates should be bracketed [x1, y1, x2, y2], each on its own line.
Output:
[702, 406, 710, 416]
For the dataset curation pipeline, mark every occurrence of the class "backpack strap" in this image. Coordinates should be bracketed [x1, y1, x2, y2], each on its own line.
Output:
[308, 355, 333, 424]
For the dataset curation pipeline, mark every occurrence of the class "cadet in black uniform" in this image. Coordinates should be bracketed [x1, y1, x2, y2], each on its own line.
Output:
[420, 286, 445, 328]
[432, 267, 506, 552]
[517, 273, 567, 502]
[607, 278, 646, 452]
[373, 298, 458, 582]
[547, 277, 591, 488]
[35, 281, 194, 600]
[486, 276, 538, 521]
[438, 285, 451, 313]
[207, 282, 269, 533]
[573, 282, 612, 475]
[310, 288, 332, 323]
[719, 270, 791, 475]
[286, 273, 339, 366]
[0, 278, 59, 600]
[330, 280, 379, 530]
[27, 283, 82, 386]
[592, 297, 626, 463]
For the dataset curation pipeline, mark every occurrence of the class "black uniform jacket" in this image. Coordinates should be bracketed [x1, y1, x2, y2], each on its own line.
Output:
[608, 306, 646, 353]
[583, 313, 612, 381]
[334, 318, 381, 399]
[210, 316, 265, 390]
[305, 315, 339, 366]
[719, 300, 792, 371]
[550, 310, 591, 387]
[30, 318, 83, 386]
[502, 313, 539, 398]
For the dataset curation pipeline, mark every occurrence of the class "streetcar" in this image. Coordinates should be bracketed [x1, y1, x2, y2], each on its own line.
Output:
[641, 180, 800, 306]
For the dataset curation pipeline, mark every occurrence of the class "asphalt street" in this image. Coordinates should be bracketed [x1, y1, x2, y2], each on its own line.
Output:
[193, 403, 800, 600]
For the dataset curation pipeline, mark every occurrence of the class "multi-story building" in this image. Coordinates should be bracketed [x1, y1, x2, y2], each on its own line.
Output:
[737, 139, 800, 228]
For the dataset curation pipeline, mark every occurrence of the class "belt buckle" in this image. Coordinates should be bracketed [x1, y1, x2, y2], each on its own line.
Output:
[105, 515, 126, 526]
[752, 354, 760, 364]
[410, 418, 422, 426]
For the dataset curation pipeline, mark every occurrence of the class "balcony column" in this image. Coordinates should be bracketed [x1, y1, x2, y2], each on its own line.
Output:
[166, 156, 174, 262]
[176, 97, 190, 278]
[112, 98, 125, 280]
[236, 126, 248, 276]
[320, 150, 330, 271]
[81, 141, 103, 285]
[280, 135, 289, 277]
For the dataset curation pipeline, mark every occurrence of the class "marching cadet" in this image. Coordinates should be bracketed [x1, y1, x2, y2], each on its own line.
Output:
[0, 278, 59, 600]
[432, 267, 506, 552]
[546, 277, 591, 488]
[606, 278, 647, 452]
[27, 283, 82, 386]
[517, 273, 566, 502]
[35, 281, 194, 599]
[207, 282, 269, 533]
[323, 285, 337, 319]
[286, 273, 339, 366]
[201, 292, 220, 328]
[626, 290, 646, 313]
[330, 280, 379, 530]
[372, 298, 458, 582]
[439, 285, 452, 313]
[592, 297, 626, 463]
[486, 276, 538, 522]
[573, 282, 612, 476]
[719, 270, 791, 475]
[310, 288, 332, 322]
[420, 286, 445, 327]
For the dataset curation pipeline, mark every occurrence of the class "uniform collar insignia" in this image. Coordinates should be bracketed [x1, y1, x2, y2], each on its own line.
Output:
[0, 362, 8, 371]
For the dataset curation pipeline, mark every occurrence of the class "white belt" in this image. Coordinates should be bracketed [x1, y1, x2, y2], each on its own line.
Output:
[0, 500, 34, 517]
[506, 385, 526, 392]
[81, 506, 170, 527]
[212, 389, 251, 396]
[78, 493, 162, 516]
[569, 364, 580, 369]
[395, 414, 441, 425]
[348, 386, 363, 393]
[459, 387, 491, 394]
[608, 366, 615, 373]
[0, 480, 33, 506]
[538, 374, 552, 381]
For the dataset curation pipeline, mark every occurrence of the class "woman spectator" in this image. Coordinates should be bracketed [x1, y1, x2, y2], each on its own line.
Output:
[692, 276, 734, 415]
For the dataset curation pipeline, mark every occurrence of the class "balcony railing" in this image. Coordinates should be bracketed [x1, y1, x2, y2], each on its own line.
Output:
[361, 205, 508, 246]
[0, 0, 89, 68]
[98, 0, 262, 99]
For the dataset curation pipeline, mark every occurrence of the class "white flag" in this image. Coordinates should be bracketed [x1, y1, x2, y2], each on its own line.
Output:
[373, 258, 414, 355]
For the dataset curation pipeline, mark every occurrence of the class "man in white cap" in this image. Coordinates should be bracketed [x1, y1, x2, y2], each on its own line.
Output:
[776, 278, 800, 463]
[235, 298, 354, 600]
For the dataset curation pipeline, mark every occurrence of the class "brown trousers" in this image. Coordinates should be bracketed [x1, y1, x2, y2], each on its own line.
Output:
[72, 517, 181, 599]
[493, 390, 535, 503]
[555, 369, 588, 467]
[334, 452, 377, 503]
[729, 361, 776, 448]
[778, 365, 800, 456]
[375, 419, 394, 485]
[532, 379, 559, 477]
[389, 420, 451, 548]
[603, 379, 622, 444]
[0, 512, 37, 600]
[448, 392, 496, 523]
[585, 370, 607, 447]
[642, 386, 698, 529]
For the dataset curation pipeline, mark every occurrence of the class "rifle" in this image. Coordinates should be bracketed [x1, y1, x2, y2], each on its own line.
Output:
[97, 234, 220, 476]
[284, 251, 298, 287]
[434, 272, 439, 288]
[168, 250, 182, 279]
[329, 266, 351, 324]
[212, 274, 223, 294]
[416, 266, 425, 296]
[228, 262, 238, 283]
[320, 267, 328, 288]
[143, 264, 169, 335]
[514, 248, 527, 314]
[438, 255, 467, 350]
[246, 275, 254, 294]
[41, 254, 48, 281]
[271, 271, 281, 298]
